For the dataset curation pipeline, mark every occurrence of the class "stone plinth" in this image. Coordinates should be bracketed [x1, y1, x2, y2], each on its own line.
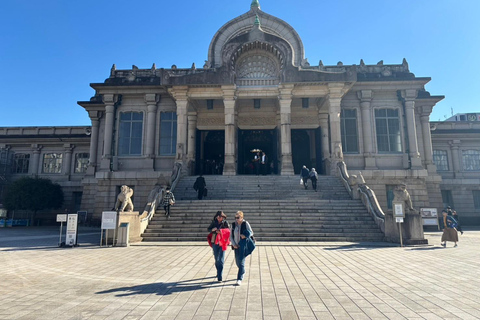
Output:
[385, 213, 427, 245]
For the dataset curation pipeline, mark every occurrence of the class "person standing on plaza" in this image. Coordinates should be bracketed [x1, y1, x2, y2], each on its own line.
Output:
[230, 211, 255, 286]
[441, 206, 458, 247]
[162, 187, 175, 218]
[300, 165, 310, 189]
[193, 174, 207, 200]
[207, 211, 230, 282]
[309, 168, 318, 192]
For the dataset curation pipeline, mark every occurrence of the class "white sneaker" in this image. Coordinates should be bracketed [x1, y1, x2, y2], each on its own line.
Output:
[236, 280, 242, 286]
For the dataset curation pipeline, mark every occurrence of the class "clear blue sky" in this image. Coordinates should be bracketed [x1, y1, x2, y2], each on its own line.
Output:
[1, 0, 479, 126]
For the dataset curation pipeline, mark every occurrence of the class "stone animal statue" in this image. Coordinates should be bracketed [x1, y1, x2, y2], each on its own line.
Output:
[392, 184, 417, 214]
[115, 185, 134, 212]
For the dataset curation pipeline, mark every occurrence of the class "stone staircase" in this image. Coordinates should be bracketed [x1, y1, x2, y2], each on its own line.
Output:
[141, 175, 385, 242]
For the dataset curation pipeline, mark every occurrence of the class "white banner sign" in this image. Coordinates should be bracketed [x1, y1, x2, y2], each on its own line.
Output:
[56, 214, 67, 223]
[66, 214, 78, 246]
[101, 211, 117, 230]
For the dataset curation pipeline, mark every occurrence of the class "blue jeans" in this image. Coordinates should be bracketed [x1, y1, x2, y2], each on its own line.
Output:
[234, 248, 246, 280]
[212, 244, 225, 280]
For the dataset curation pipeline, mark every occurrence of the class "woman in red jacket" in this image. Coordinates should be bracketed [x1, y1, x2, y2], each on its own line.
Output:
[207, 211, 230, 282]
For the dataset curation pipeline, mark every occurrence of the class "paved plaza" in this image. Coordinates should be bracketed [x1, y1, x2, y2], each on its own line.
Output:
[0, 226, 479, 320]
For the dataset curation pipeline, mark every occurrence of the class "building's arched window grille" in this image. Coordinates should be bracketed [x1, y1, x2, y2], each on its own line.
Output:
[13, 153, 30, 174]
[462, 149, 480, 171]
[74, 153, 90, 173]
[433, 150, 449, 171]
[42, 153, 63, 174]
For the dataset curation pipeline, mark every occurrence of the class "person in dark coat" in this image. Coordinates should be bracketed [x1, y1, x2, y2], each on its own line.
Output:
[453, 210, 464, 235]
[300, 165, 310, 189]
[193, 175, 207, 200]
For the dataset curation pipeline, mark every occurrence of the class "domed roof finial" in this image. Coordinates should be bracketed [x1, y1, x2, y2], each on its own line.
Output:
[254, 14, 261, 27]
[251, 0, 261, 10]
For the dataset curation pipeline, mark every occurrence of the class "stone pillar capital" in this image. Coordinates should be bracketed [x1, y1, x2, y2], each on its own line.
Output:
[88, 110, 102, 121]
[449, 140, 461, 149]
[145, 93, 160, 105]
[102, 94, 119, 105]
[401, 89, 418, 101]
[168, 86, 189, 101]
[63, 144, 75, 152]
[31, 144, 43, 153]
[420, 105, 434, 116]
[357, 90, 373, 102]
[221, 85, 237, 99]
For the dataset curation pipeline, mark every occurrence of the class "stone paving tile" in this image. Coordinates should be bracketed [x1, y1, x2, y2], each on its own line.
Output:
[1, 228, 480, 319]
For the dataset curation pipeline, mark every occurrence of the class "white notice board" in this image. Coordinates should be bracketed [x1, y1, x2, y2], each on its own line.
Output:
[420, 208, 439, 227]
[66, 214, 78, 246]
[101, 211, 117, 230]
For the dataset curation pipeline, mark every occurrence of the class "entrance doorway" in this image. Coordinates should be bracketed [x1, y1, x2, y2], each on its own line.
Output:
[291, 128, 323, 174]
[238, 129, 277, 175]
[195, 130, 225, 175]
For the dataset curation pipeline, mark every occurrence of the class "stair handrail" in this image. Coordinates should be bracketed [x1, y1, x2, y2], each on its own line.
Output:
[141, 185, 165, 222]
[337, 161, 385, 233]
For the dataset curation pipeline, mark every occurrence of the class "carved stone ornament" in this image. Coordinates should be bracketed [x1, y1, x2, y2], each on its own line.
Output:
[392, 184, 418, 214]
[114, 185, 134, 212]
[238, 116, 276, 126]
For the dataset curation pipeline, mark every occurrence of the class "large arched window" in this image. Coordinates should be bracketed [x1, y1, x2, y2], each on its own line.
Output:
[462, 150, 480, 171]
[235, 49, 280, 86]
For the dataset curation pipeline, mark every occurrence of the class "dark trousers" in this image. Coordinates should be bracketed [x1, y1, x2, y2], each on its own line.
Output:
[212, 244, 225, 280]
[302, 176, 309, 189]
[197, 188, 204, 200]
[163, 204, 171, 216]
[311, 178, 317, 191]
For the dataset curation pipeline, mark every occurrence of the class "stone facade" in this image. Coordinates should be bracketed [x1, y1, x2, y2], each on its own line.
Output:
[4, 1, 479, 226]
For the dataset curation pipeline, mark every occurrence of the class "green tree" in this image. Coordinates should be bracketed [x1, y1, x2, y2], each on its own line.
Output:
[3, 177, 64, 223]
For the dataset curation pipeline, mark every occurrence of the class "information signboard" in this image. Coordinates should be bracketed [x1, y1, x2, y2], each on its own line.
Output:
[420, 208, 439, 228]
[101, 211, 117, 230]
[66, 214, 78, 246]
[56, 214, 67, 223]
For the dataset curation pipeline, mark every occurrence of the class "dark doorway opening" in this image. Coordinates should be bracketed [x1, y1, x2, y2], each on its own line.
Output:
[195, 130, 224, 175]
[292, 129, 311, 174]
[238, 129, 277, 175]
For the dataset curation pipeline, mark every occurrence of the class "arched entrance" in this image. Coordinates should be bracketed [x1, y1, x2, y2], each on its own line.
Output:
[238, 129, 277, 175]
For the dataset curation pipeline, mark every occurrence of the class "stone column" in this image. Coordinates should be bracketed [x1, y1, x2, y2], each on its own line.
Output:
[318, 113, 330, 167]
[420, 105, 436, 172]
[327, 83, 344, 176]
[145, 94, 159, 158]
[278, 85, 294, 175]
[63, 144, 74, 177]
[87, 111, 101, 175]
[357, 90, 377, 169]
[187, 113, 197, 175]
[449, 140, 461, 178]
[170, 87, 189, 174]
[403, 90, 422, 169]
[31, 144, 43, 175]
[223, 85, 237, 176]
[101, 94, 117, 170]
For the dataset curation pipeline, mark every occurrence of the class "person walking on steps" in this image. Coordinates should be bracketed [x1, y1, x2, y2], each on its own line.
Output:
[193, 174, 207, 200]
[441, 206, 458, 247]
[230, 211, 255, 286]
[162, 187, 175, 218]
[301, 165, 310, 189]
[309, 168, 318, 192]
[207, 211, 230, 282]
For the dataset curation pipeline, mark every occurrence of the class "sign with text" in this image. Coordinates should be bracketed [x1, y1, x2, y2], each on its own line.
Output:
[56, 214, 67, 223]
[393, 202, 405, 218]
[66, 214, 78, 246]
[101, 211, 117, 230]
[420, 208, 439, 226]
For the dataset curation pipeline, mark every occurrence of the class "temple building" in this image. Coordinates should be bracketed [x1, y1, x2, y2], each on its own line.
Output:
[1, 1, 479, 225]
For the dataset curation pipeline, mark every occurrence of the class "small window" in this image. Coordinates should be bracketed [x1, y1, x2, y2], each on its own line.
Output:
[441, 190, 454, 209]
[473, 190, 480, 209]
[340, 109, 359, 153]
[42, 153, 63, 174]
[254, 99, 261, 109]
[375, 108, 402, 153]
[74, 153, 89, 173]
[433, 150, 449, 171]
[159, 112, 177, 156]
[386, 185, 395, 209]
[13, 153, 30, 174]
[302, 98, 309, 109]
[207, 99, 214, 110]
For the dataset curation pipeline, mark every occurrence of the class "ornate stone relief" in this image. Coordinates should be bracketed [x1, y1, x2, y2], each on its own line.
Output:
[238, 116, 276, 126]
[197, 117, 224, 126]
